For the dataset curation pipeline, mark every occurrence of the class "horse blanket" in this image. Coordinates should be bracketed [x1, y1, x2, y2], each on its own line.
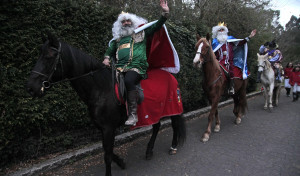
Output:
[135, 69, 183, 129]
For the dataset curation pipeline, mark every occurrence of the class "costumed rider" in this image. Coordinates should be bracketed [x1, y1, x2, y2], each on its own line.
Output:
[259, 42, 269, 55]
[267, 40, 283, 83]
[102, 0, 170, 126]
[212, 22, 256, 95]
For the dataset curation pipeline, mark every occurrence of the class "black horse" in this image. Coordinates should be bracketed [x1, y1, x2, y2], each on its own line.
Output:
[26, 33, 186, 176]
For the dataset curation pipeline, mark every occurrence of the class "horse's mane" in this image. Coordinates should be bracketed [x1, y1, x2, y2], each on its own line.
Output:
[62, 41, 104, 70]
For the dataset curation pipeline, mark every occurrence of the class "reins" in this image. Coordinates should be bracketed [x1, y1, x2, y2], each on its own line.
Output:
[201, 42, 222, 87]
[32, 42, 105, 89]
[110, 57, 123, 105]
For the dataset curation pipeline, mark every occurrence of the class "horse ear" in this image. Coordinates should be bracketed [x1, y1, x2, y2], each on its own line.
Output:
[47, 32, 59, 48]
[257, 53, 260, 57]
[206, 33, 210, 41]
[196, 33, 201, 41]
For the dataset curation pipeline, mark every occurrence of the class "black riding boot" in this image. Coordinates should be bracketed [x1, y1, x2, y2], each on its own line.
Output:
[275, 68, 282, 83]
[125, 90, 138, 126]
[229, 79, 235, 95]
[292, 92, 297, 102]
[256, 71, 262, 83]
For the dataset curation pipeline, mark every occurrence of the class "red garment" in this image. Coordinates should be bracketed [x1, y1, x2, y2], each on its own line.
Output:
[133, 69, 183, 129]
[215, 43, 234, 77]
[147, 27, 175, 69]
[284, 67, 293, 79]
[219, 63, 250, 80]
[214, 40, 247, 78]
[289, 71, 300, 86]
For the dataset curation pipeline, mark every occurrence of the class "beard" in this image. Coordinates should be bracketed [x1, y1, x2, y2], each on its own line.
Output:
[216, 31, 228, 44]
[120, 25, 135, 37]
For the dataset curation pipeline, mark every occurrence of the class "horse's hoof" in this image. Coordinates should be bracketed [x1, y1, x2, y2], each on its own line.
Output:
[116, 159, 126, 170]
[214, 125, 220, 133]
[235, 118, 241, 125]
[169, 147, 177, 155]
[145, 151, 153, 160]
[264, 106, 268, 110]
[201, 133, 210, 142]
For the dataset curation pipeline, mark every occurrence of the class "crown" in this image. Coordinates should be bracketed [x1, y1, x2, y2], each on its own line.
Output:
[218, 22, 227, 27]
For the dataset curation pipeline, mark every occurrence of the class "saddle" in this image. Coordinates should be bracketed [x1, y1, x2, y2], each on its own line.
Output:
[115, 72, 144, 104]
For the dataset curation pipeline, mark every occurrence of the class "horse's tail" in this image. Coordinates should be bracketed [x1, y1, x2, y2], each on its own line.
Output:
[240, 81, 248, 115]
[172, 115, 186, 146]
[240, 94, 248, 115]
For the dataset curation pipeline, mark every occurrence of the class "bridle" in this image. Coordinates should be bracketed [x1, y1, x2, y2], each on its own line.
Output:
[31, 42, 103, 90]
[257, 59, 266, 71]
[196, 40, 211, 64]
[32, 42, 62, 89]
[196, 39, 222, 87]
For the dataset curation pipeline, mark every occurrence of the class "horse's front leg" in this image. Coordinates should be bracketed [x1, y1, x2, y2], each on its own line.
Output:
[146, 122, 161, 160]
[202, 100, 218, 142]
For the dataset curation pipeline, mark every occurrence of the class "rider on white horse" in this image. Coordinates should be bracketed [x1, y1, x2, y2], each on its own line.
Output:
[267, 41, 283, 82]
[257, 40, 283, 83]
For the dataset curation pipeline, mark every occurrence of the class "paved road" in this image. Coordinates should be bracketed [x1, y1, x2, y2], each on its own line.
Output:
[39, 90, 300, 176]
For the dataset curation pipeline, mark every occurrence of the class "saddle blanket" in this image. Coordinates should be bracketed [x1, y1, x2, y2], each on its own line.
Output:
[132, 69, 183, 129]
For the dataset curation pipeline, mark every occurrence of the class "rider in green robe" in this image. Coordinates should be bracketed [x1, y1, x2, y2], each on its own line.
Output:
[103, 0, 170, 126]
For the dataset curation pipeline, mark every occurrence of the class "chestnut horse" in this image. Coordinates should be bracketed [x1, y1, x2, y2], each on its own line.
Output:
[193, 34, 248, 142]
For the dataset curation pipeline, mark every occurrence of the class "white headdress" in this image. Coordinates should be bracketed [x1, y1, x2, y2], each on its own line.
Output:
[112, 12, 148, 40]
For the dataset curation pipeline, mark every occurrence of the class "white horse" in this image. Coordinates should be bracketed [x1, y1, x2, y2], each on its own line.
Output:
[257, 53, 281, 110]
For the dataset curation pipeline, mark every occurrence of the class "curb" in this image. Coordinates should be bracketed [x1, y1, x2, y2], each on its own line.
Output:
[10, 91, 261, 176]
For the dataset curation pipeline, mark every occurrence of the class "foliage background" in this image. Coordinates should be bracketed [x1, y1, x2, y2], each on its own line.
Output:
[0, 0, 298, 169]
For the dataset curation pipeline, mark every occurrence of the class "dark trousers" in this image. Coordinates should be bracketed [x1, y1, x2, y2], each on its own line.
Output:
[124, 71, 142, 91]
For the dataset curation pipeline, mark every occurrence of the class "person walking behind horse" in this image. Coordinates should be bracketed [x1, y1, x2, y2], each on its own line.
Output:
[289, 64, 300, 101]
[212, 23, 256, 95]
[284, 62, 294, 97]
[103, 0, 170, 126]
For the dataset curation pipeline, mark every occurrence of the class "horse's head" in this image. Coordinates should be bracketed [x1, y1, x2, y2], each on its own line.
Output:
[193, 33, 211, 69]
[257, 53, 269, 72]
[26, 32, 63, 97]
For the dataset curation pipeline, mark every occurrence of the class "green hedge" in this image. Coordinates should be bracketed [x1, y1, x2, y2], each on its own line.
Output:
[0, 0, 257, 168]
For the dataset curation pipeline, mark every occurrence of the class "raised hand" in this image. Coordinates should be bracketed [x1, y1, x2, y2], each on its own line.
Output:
[249, 29, 257, 38]
[160, 0, 169, 13]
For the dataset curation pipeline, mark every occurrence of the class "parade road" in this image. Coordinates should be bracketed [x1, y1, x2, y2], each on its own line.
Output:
[38, 90, 300, 176]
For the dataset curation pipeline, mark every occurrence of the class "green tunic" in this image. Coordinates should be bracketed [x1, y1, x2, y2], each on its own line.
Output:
[104, 16, 167, 75]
